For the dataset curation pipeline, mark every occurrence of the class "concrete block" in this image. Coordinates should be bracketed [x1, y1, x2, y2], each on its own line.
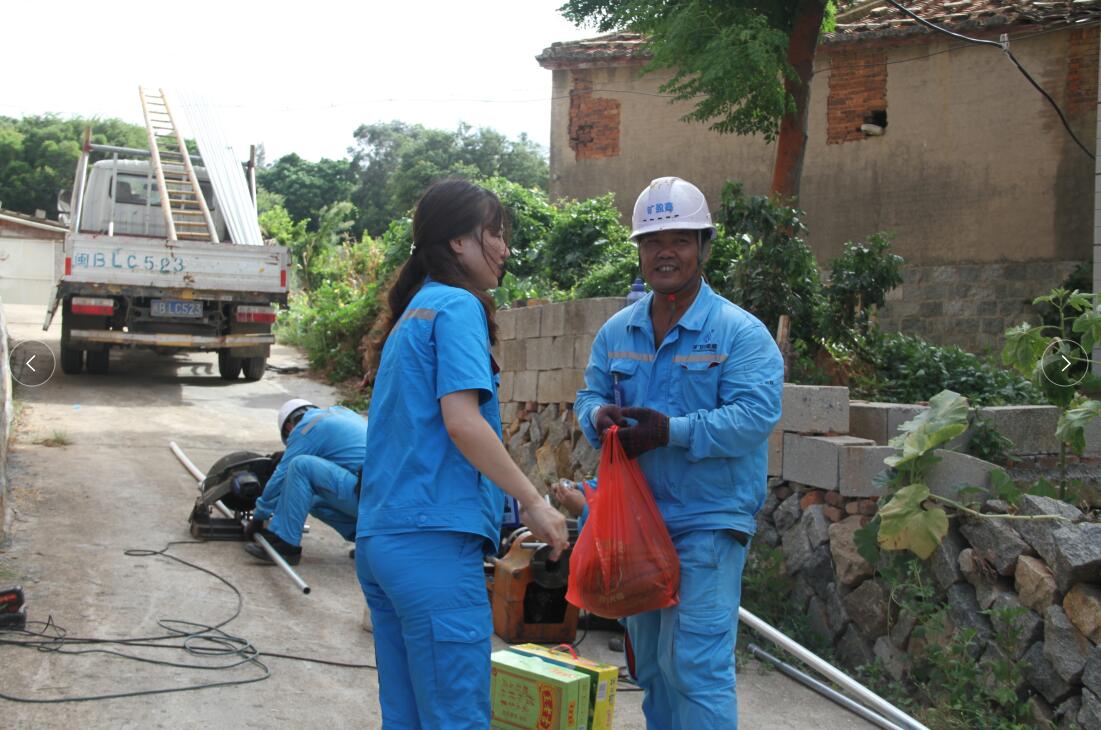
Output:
[541, 302, 566, 337]
[925, 449, 997, 500]
[511, 371, 537, 403]
[574, 334, 595, 369]
[497, 308, 518, 341]
[976, 405, 1060, 455]
[498, 339, 525, 372]
[512, 305, 542, 339]
[566, 297, 624, 335]
[848, 402, 928, 444]
[537, 370, 564, 404]
[525, 337, 553, 371]
[1083, 417, 1101, 456]
[839, 445, 895, 498]
[498, 371, 514, 403]
[779, 385, 849, 434]
[782, 434, 875, 490]
[562, 369, 586, 403]
[768, 431, 783, 477]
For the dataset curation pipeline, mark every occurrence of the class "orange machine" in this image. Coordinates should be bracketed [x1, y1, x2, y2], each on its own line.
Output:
[490, 536, 579, 644]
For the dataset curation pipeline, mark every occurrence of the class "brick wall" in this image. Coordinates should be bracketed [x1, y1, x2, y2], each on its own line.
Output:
[569, 72, 621, 160]
[1065, 25, 1100, 118]
[826, 49, 888, 144]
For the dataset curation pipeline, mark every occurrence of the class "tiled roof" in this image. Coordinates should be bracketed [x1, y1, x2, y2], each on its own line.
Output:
[536, 32, 651, 69]
[825, 0, 1100, 44]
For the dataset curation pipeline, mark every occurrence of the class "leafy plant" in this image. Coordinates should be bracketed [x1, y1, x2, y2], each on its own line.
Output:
[965, 417, 1013, 465]
[823, 232, 903, 342]
[540, 193, 630, 290]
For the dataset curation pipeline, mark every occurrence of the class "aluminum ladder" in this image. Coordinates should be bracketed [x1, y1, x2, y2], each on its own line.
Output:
[138, 87, 219, 243]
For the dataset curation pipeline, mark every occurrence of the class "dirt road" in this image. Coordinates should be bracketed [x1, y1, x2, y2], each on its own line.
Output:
[0, 303, 873, 729]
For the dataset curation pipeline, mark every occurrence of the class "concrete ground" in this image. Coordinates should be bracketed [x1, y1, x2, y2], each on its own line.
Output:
[0, 303, 874, 729]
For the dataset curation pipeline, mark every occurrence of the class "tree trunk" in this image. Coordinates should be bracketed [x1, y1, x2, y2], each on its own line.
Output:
[770, 0, 828, 200]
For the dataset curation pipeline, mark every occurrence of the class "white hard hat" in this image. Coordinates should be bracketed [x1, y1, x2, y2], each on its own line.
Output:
[278, 398, 316, 442]
[630, 177, 716, 242]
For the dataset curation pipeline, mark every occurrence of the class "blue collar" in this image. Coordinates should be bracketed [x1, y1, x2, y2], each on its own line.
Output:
[627, 280, 715, 333]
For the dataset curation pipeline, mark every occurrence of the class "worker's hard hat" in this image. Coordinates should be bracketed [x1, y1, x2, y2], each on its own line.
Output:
[278, 398, 316, 442]
[629, 177, 716, 243]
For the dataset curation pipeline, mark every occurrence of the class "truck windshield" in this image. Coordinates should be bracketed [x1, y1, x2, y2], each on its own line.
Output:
[110, 174, 216, 211]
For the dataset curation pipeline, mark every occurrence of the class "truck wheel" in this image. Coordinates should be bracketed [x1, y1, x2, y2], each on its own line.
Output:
[86, 348, 109, 375]
[60, 346, 84, 374]
[218, 350, 242, 380]
[242, 356, 267, 382]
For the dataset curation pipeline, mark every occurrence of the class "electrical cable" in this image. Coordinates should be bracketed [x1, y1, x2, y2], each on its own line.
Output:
[0, 541, 374, 704]
[883, 0, 1095, 161]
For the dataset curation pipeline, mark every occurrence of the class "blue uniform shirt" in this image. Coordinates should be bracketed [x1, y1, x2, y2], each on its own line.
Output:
[254, 405, 368, 521]
[575, 282, 783, 537]
[359, 280, 505, 553]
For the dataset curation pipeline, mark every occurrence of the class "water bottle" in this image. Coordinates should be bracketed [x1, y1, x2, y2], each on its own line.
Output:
[626, 276, 646, 304]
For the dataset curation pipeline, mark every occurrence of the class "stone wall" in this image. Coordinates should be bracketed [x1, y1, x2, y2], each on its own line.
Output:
[494, 298, 624, 489]
[762, 386, 1101, 729]
[877, 261, 1083, 352]
[0, 301, 12, 543]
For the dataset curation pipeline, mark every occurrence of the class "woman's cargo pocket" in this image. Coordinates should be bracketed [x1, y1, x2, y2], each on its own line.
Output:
[431, 605, 493, 707]
[670, 608, 735, 692]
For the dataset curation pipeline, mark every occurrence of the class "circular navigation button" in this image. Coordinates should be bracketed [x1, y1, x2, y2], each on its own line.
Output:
[1040, 337, 1090, 388]
[9, 340, 56, 388]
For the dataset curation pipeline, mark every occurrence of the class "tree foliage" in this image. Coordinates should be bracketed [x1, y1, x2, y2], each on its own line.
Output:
[348, 121, 549, 236]
[256, 153, 355, 230]
[0, 114, 147, 217]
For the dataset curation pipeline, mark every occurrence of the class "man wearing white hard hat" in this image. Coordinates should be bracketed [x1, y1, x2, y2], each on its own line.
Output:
[575, 177, 784, 728]
[243, 399, 367, 565]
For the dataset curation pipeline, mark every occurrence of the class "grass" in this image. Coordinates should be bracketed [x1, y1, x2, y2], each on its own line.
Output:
[35, 429, 71, 447]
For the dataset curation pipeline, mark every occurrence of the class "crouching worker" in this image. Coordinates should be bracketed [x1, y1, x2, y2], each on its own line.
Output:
[243, 398, 367, 565]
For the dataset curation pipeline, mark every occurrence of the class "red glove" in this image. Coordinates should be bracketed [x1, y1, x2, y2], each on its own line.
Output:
[618, 407, 670, 459]
[594, 404, 629, 437]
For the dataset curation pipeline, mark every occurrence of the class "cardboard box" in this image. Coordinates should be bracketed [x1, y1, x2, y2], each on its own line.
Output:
[507, 644, 617, 730]
[491, 650, 590, 730]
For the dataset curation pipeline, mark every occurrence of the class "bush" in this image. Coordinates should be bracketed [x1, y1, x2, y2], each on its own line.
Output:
[540, 193, 630, 290]
[823, 232, 903, 342]
[481, 177, 556, 280]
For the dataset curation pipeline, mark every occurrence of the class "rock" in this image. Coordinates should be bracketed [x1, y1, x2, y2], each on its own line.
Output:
[829, 516, 874, 588]
[570, 438, 599, 478]
[529, 414, 546, 447]
[1048, 523, 1101, 593]
[1014, 494, 1083, 565]
[959, 547, 1011, 609]
[800, 490, 825, 509]
[889, 609, 918, 650]
[824, 491, 845, 508]
[756, 521, 780, 549]
[873, 636, 909, 681]
[554, 439, 573, 477]
[980, 641, 1029, 696]
[989, 592, 1043, 660]
[1055, 695, 1082, 729]
[822, 505, 844, 522]
[773, 493, 802, 533]
[1016, 554, 1059, 614]
[836, 624, 875, 669]
[801, 546, 836, 599]
[761, 490, 782, 519]
[507, 421, 531, 452]
[782, 526, 813, 574]
[928, 526, 966, 591]
[535, 442, 558, 483]
[1027, 695, 1055, 728]
[1084, 647, 1101, 695]
[774, 484, 793, 501]
[1064, 583, 1101, 644]
[806, 595, 836, 642]
[1080, 689, 1101, 730]
[960, 517, 1033, 576]
[546, 419, 570, 450]
[824, 582, 850, 637]
[1023, 642, 1076, 705]
[946, 583, 993, 657]
[536, 403, 558, 435]
[792, 574, 814, 613]
[1044, 605, 1093, 684]
[513, 442, 537, 477]
[842, 578, 891, 639]
[800, 504, 831, 549]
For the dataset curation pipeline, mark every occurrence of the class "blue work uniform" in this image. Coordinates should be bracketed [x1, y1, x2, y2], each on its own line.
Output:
[357, 280, 503, 730]
[253, 406, 367, 546]
[575, 281, 783, 730]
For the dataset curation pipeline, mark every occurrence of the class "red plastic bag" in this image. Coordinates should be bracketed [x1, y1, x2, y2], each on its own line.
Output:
[566, 426, 680, 618]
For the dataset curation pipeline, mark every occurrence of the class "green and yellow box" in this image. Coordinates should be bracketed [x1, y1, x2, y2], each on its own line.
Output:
[491, 650, 590, 730]
[508, 644, 618, 730]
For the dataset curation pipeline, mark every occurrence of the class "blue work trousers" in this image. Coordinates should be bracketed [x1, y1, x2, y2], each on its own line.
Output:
[356, 531, 492, 730]
[268, 455, 358, 546]
[625, 529, 748, 730]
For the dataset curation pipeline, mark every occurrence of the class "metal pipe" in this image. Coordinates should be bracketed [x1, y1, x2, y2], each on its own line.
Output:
[169, 441, 311, 594]
[747, 643, 904, 730]
[739, 608, 928, 730]
[89, 142, 202, 162]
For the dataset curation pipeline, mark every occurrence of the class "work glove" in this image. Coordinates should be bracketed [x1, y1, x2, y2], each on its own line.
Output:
[243, 516, 265, 540]
[617, 407, 670, 459]
[594, 404, 629, 438]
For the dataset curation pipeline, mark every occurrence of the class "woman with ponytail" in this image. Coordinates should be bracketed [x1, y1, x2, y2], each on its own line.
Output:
[357, 179, 569, 728]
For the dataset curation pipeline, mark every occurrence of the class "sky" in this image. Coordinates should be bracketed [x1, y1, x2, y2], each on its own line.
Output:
[1, 1, 598, 164]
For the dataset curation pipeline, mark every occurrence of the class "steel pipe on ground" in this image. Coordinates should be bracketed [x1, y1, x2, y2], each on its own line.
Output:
[169, 441, 310, 595]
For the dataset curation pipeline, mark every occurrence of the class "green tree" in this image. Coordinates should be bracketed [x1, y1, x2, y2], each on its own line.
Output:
[348, 121, 549, 236]
[256, 153, 354, 230]
[560, 0, 834, 199]
[0, 114, 147, 216]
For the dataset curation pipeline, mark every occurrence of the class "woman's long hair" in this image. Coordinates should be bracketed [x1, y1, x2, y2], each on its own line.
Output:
[368, 179, 508, 379]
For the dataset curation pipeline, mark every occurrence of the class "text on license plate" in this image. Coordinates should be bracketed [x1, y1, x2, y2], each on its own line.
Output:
[151, 299, 203, 318]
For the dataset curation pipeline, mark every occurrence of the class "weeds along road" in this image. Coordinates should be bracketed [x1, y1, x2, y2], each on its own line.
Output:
[0, 303, 872, 729]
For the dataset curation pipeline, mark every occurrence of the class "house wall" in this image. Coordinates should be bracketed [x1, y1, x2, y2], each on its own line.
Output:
[0, 219, 60, 305]
[544, 27, 1098, 350]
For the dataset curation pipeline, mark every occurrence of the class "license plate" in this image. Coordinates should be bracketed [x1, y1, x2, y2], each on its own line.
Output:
[151, 299, 203, 318]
